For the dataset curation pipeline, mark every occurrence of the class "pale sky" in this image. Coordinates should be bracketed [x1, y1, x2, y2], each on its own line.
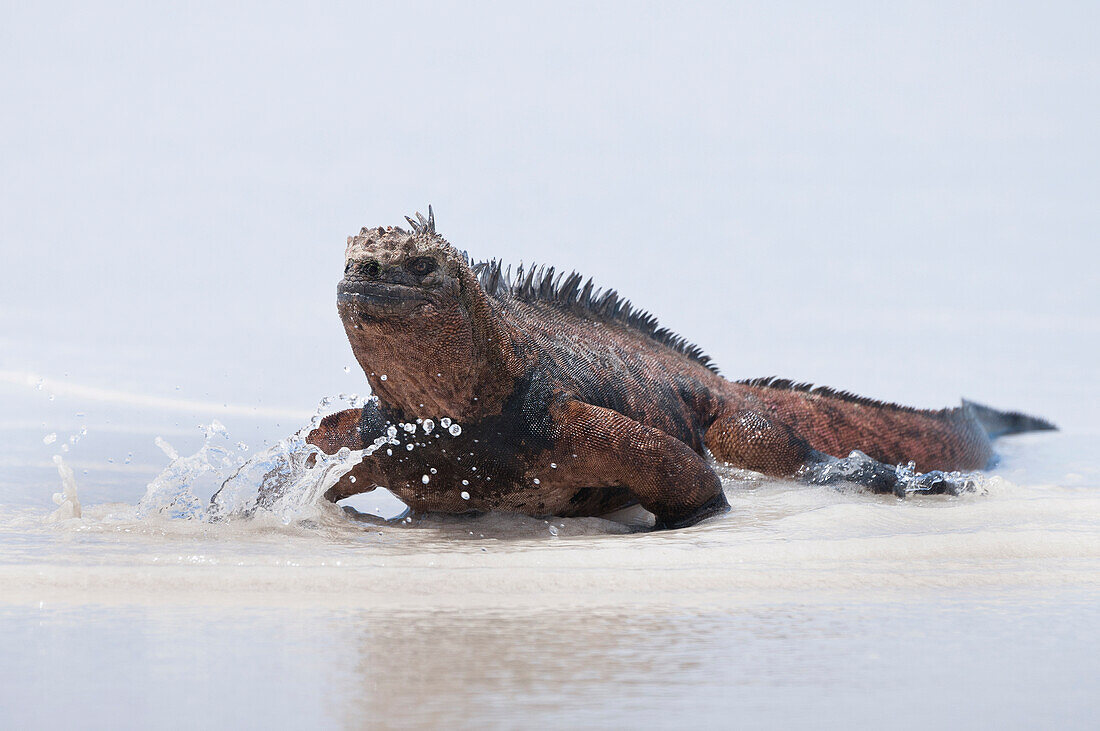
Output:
[2, 1, 1097, 427]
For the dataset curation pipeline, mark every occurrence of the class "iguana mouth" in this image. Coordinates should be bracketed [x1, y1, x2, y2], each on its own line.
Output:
[337, 281, 431, 316]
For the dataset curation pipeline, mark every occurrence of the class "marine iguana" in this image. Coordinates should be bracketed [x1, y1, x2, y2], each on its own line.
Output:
[305, 207, 1055, 530]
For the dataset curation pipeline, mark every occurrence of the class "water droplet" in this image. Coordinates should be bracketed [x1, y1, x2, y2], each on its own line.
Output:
[406, 444, 414, 451]
[43, 432, 57, 445]
[462, 479, 469, 486]
[423, 419, 435, 433]
[343, 365, 351, 373]
[386, 449, 393, 456]
[440, 417, 452, 428]
[461, 491, 470, 500]
[379, 374, 388, 381]
[448, 424, 462, 436]
[402, 423, 416, 434]
[548, 525, 559, 536]
[533, 478, 540, 485]
[386, 425, 398, 438]
[430, 467, 437, 474]
[349, 475, 357, 483]
[550, 463, 557, 468]
[421, 475, 430, 484]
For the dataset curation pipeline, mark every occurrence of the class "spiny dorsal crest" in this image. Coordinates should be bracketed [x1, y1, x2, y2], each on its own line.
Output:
[471, 259, 719, 374]
[736, 376, 956, 415]
[404, 205, 435, 235]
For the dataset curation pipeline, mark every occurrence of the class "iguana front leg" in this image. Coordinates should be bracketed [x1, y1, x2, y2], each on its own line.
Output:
[550, 399, 730, 530]
[306, 407, 386, 502]
[704, 410, 977, 496]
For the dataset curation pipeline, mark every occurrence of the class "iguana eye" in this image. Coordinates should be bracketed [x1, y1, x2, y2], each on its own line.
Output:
[407, 257, 437, 276]
[348, 260, 381, 278]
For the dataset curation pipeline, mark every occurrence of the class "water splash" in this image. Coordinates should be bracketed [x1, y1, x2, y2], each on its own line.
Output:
[208, 433, 361, 523]
[137, 421, 236, 520]
[47, 455, 82, 522]
[134, 397, 367, 525]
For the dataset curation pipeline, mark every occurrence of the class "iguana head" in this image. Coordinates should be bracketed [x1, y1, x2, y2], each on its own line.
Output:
[338, 207, 516, 417]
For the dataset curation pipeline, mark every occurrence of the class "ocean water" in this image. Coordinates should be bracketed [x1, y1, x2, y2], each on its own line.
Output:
[4, 1, 1100, 727]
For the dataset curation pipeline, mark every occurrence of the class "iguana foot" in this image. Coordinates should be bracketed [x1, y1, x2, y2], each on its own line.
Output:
[652, 492, 731, 531]
[340, 503, 421, 527]
[801, 450, 904, 496]
[904, 469, 980, 495]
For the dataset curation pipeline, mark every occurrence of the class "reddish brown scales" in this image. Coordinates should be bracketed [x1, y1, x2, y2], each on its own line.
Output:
[303, 208, 1054, 529]
[715, 381, 994, 472]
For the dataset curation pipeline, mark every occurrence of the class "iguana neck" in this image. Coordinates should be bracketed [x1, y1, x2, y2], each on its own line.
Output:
[357, 278, 526, 424]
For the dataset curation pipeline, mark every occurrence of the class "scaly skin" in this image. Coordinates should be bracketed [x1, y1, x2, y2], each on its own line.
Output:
[306, 208, 1055, 529]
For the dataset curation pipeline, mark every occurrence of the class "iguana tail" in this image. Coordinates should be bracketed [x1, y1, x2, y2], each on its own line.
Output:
[962, 400, 1057, 439]
[716, 379, 1057, 472]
